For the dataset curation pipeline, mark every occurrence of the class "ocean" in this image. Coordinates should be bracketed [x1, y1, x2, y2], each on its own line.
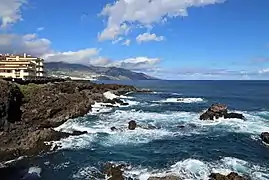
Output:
[16, 80, 269, 179]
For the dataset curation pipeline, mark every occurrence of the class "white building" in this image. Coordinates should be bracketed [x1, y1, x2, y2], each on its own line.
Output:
[0, 53, 45, 79]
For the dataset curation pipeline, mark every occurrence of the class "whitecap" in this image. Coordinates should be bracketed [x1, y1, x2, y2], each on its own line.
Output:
[103, 91, 118, 100]
[72, 166, 103, 180]
[51, 134, 96, 150]
[125, 157, 269, 180]
[28, 167, 42, 177]
[154, 97, 204, 103]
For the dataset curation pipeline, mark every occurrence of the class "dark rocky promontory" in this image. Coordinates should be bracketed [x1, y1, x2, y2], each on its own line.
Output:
[0, 79, 136, 162]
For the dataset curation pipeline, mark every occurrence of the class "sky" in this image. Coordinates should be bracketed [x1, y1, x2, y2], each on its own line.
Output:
[0, 0, 269, 80]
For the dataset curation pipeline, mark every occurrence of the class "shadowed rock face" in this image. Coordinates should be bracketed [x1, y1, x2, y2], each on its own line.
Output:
[209, 172, 248, 180]
[0, 80, 137, 162]
[261, 132, 269, 144]
[0, 80, 23, 130]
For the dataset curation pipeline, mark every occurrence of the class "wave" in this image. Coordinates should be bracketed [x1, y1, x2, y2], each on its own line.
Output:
[125, 157, 269, 180]
[72, 166, 103, 180]
[52, 109, 269, 150]
[103, 91, 118, 100]
[154, 97, 205, 103]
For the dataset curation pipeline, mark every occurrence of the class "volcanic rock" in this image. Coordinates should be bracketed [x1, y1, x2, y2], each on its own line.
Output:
[71, 130, 88, 136]
[200, 104, 244, 120]
[261, 132, 269, 144]
[0, 80, 23, 130]
[128, 120, 137, 130]
[104, 163, 125, 180]
[209, 172, 248, 180]
[224, 113, 245, 120]
[0, 80, 137, 162]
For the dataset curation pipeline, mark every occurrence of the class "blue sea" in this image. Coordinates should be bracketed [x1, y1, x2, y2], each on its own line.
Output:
[16, 80, 269, 179]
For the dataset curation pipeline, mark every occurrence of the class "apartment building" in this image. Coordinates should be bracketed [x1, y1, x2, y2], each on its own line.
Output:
[0, 53, 45, 79]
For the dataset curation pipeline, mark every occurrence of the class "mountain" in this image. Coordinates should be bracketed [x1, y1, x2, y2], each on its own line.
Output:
[45, 62, 158, 80]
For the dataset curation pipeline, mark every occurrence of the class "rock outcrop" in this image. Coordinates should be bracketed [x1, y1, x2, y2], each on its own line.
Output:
[0, 80, 23, 131]
[209, 172, 248, 180]
[0, 80, 137, 162]
[200, 104, 244, 120]
[103, 163, 125, 180]
[128, 120, 137, 130]
[261, 132, 269, 144]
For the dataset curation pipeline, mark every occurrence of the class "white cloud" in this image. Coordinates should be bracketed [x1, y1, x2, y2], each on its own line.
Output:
[99, 0, 224, 41]
[122, 39, 131, 46]
[136, 32, 164, 43]
[43, 48, 104, 65]
[0, 30, 160, 71]
[98, 23, 130, 41]
[0, 33, 52, 56]
[259, 68, 269, 74]
[37, 27, 44, 32]
[109, 56, 160, 71]
[0, 0, 27, 28]
[112, 37, 124, 44]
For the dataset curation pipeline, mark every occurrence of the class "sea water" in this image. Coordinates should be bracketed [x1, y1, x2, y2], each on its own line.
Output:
[15, 80, 269, 180]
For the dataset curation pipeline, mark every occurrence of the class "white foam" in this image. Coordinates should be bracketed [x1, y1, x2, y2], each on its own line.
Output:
[52, 108, 269, 150]
[51, 134, 96, 150]
[125, 157, 268, 180]
[103, 91, 118, 100]
[120, 95, 134, 99]
[28, 167, 42, 177]
[90, 102, 114, 115]
[155, 97, 204, 103]
[73, 166, 103, 180]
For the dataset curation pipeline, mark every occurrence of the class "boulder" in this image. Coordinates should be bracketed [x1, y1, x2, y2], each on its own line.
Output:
[200, 104, 244, 120]
[104, 163, 125, 180]
[71, 130, 88, 136]
[128, 120, 137, 130]
[261, 132, 269, 144]
[148, 175, 181, 180]
[209, 172, 248, 180]
[0, 80, 23, 130]
[111, 127, 117, 131]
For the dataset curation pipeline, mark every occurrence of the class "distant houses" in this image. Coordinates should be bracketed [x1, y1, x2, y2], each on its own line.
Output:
[0, 53, 45, 80]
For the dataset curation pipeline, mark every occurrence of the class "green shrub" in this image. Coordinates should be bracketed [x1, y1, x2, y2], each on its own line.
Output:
[18, 83, 42, 102]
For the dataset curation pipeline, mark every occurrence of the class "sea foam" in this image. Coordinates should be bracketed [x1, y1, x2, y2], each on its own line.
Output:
[155, 97, 205, 103]
[125, 157, 269, 180]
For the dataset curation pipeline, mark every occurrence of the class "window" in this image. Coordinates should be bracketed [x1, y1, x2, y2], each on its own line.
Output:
[7, 70, 11, 73]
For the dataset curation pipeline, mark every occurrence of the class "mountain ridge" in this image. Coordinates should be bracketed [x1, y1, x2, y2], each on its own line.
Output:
[45, 62, 158, 80]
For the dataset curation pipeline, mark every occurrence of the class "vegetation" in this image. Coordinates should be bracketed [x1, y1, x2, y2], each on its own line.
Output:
[18, 83, 42, 102]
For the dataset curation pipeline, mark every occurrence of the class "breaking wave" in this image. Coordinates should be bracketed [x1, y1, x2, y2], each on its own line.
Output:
[154, 97, 205, 103]
[125, 157, 269, 180]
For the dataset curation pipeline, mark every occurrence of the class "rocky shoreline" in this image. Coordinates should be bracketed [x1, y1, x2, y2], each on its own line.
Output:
[0, 79, 137, 163]
[0, 80, 267, 180]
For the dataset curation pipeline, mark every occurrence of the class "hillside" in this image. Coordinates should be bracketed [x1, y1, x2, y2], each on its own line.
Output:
[45, 62, 158, 80]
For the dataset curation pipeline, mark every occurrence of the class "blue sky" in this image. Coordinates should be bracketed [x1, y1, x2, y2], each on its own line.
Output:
[0, 0, 269, 80]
